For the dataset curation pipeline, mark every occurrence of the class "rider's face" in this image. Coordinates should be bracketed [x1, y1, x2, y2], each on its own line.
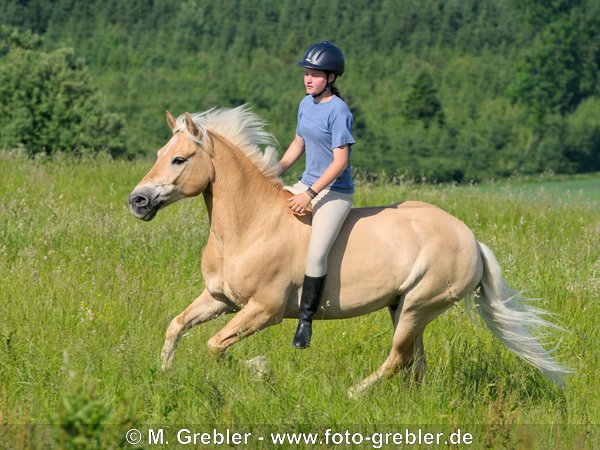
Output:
[303, 69, 332, 95]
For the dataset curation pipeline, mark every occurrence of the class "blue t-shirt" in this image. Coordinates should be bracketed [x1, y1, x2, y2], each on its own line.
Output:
[296, 95, 355, 193]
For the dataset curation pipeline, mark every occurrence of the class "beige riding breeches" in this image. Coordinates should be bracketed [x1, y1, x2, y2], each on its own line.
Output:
[291, 181, 354, 277]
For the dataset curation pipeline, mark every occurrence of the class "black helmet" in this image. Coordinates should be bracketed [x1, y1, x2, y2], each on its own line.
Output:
[298, 41, 345, 76]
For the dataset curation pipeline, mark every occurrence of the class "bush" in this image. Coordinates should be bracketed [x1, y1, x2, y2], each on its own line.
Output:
[0, 27, 125, 157]
[564, 98, 600, 172]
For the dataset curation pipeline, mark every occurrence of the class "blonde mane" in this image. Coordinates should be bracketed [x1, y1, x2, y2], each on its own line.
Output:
[174, 105, 282, 184]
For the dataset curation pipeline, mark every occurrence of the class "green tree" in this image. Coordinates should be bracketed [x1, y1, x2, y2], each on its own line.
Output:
[2, 0, 598, 177]
[509, 20, 594, 121]
[402, 72, 445, 128]
[0, 27, 125, 156]
[509, 1, 599, 121]
[0, 24, 41, 54]
[564, 98, 600, 172]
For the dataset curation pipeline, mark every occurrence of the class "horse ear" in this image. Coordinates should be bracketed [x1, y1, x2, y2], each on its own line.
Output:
[184, 112, 199, 137]
[166, 111, 176, 131]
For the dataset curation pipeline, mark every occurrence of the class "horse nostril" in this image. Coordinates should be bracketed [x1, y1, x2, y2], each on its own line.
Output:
[130, 194, 149, 208]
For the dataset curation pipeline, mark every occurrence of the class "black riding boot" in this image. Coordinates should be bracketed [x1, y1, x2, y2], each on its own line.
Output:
[292, 274, 327, 349]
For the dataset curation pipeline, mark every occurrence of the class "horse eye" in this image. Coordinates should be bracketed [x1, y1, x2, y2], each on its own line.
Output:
[171, 156, 187, 165]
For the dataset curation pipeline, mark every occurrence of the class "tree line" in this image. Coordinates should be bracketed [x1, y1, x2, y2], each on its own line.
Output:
[1, 0, 598, 181]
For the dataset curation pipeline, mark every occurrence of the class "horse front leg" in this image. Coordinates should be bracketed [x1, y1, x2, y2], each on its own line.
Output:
[161, 289, 234, 370]
[206, 299, 283, 358]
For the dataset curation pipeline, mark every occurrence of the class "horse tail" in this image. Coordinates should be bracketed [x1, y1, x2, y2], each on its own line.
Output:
[470, 241, 571, 388]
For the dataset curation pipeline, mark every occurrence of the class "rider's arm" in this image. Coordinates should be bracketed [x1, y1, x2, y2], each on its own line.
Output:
[279, 135, 305, 176]
[309, 144, 349, 194]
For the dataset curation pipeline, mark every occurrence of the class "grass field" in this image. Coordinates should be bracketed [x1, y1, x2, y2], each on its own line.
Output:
[474, 173, 600, 206]
[0, 153, 598, 449]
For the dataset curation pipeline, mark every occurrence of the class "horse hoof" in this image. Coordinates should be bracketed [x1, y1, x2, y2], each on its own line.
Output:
[347, 386, 360, 400]
[207, 340, 226, 359]
[348, 381, 370, 399]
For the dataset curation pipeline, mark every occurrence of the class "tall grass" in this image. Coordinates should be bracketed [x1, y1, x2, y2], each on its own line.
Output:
[0, 152, 598, 448]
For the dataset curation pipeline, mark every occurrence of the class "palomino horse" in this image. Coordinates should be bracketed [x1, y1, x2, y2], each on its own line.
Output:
[129, 106, 569, 396]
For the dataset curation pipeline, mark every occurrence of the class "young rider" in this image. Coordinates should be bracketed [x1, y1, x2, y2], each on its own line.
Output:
[279, 41, 355, 349]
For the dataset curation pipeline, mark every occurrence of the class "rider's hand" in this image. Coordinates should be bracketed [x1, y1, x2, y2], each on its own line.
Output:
[288, 192, 312, 215]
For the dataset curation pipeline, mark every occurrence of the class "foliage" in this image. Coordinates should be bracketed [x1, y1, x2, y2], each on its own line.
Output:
[55, 378, 113, 450]
[0, 27, 125, 156]
[0, 24, 41, 53]
[564, 98, 600, 171]
[0, 0, 599, 179]
[509, 2, 600, 122]
[402, 72, 445, 128]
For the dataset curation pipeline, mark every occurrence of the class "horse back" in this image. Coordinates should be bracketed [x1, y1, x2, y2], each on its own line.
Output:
[310, 200, 480, 318]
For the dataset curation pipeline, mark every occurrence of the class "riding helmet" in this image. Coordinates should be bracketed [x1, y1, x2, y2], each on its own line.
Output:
[298, 41, 345, 76]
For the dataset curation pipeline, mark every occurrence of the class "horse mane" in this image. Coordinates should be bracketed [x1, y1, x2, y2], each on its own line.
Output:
[174, 105, 283, 185]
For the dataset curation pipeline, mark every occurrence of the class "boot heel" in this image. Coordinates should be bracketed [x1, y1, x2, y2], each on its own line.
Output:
[292, 320, 312, 348]
[292, 274, 326, 349]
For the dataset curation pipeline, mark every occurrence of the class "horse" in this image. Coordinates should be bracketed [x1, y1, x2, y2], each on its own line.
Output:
[128, 105, 569, 397]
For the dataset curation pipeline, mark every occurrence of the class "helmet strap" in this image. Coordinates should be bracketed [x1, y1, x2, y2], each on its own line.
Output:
[312, 86, 329, 99]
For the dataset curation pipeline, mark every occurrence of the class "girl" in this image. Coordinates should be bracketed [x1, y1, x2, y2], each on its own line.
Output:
[279, 41, 355, 348]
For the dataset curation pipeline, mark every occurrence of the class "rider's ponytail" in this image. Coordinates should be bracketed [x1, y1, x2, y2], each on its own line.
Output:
[330, 84, 344, 101]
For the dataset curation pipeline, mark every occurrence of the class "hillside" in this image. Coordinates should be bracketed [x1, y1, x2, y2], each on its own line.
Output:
[1, 0, 599, 181]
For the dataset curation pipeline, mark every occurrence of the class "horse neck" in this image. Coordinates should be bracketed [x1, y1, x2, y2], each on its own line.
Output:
[204, 135, 290, 240]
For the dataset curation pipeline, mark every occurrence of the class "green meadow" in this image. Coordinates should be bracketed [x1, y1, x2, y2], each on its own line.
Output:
[1, 153, 598, 448]
[474, 174, 600, 206]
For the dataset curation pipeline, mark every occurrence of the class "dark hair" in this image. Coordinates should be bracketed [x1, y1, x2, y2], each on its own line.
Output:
[330, 83, 344, 100]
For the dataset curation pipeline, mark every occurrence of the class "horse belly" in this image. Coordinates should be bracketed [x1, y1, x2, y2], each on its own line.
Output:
[283, 280, 397, 320]
[281, 232, 405, 320]
[314, 202, 480, 320]
[317, 215, 416, 319]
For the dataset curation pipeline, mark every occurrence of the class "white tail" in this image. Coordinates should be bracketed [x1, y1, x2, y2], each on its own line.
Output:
[471, 242, 571, 387]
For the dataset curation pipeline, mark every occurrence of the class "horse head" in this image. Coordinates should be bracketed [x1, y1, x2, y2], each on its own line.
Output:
[129, 111, 215, 221]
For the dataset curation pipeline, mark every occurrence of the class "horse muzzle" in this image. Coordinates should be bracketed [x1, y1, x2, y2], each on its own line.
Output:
[128, 187, 162, 221]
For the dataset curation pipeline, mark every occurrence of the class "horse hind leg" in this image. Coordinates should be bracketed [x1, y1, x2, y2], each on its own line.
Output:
[348, 310, 424, 399]
[348, 284, 454, 398]
[406, 330, 426, 384]
[161, 289, 234, 370]
[380, 299, 427, 384]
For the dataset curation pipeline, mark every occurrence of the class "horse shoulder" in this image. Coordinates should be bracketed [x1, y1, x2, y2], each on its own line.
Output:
[217, 214, 306, 304]
[201, 231, 225, 295]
